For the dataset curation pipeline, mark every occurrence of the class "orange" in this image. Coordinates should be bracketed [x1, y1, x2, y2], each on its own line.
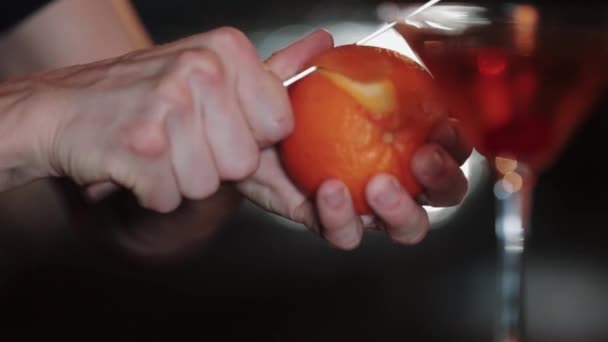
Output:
[280, 44, 445, 214]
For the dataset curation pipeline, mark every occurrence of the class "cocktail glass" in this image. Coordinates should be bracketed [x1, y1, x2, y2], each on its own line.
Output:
[377, 2, 608, 341]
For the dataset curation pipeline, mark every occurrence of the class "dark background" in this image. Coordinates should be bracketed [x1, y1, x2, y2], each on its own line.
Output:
[1, 1, 608, 341]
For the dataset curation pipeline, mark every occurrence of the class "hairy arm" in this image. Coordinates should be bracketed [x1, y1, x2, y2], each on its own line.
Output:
[0, 0, 151, 77]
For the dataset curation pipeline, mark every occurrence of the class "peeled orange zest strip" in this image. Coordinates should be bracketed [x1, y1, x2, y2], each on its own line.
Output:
[319, 69, 397, 115]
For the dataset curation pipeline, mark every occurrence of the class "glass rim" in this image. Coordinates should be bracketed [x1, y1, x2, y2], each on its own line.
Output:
[378, 1, 608, 34]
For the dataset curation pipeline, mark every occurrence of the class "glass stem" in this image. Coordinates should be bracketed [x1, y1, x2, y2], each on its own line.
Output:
[494, 163, 535, 342]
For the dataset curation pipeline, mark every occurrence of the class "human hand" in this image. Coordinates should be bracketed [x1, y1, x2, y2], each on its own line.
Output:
[14, 26, 295, 213]
[237, 30, 473, 250]
[4, 27, 470, 252]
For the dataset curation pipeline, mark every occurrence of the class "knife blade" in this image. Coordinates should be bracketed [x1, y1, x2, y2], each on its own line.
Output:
[282, 0, 441, 87]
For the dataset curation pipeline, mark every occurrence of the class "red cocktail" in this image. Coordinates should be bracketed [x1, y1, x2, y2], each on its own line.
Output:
[383, 2, 608, 341]
[397, 6, 608, 171]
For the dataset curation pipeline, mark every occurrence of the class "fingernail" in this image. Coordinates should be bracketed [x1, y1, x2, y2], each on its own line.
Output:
[374, 177, 401, 209]
[301, 28, 331, 41]
[323, 186, 345, 209]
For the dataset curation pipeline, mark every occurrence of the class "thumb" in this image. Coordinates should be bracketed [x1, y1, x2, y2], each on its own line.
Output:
[265, 28, 334, 80]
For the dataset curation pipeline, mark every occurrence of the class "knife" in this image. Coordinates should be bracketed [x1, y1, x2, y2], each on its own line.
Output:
[282, 0, 442, 87]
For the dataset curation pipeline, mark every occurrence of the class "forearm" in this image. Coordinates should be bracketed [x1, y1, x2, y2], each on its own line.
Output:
[0, 0, 151, 188]
[0, 0, 152, 78]
[0, 0, 143, 232]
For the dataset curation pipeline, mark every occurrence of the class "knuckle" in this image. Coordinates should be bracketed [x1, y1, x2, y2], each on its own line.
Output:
[119, 118, 169, 159]
[155, 49, 224, 111]
[175, 48, 225, 84]
[155, 76, 190, 110]
[211, 26, 254, 53]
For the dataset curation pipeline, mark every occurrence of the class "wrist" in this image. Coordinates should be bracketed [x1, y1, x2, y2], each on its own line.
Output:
[0, 79, 57, 190]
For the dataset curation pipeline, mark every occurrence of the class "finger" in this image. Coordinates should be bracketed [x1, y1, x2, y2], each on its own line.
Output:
[191, 49, 260, 181]
[138, 28, 333, 148]
[236, 148, 320, 234]
[237, 29, 333, 146]
[127, 27, 291, 147]
[428, 118, 473, 166]
[154, 49, 224, 198]
[199, 27, 294, 146]
[366, 173, 430, 245]
[165, 109, 220, 200]
[108, 152, 182, 213]
[316, 179, 364, 250]
[411, 143, 469, 207]
[204, 28, 333, 147]
[137, 159, 183, 213]
[237, 69, 293, 147]
[157, 27, 300, 147]
[265, 28, 335, 80]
